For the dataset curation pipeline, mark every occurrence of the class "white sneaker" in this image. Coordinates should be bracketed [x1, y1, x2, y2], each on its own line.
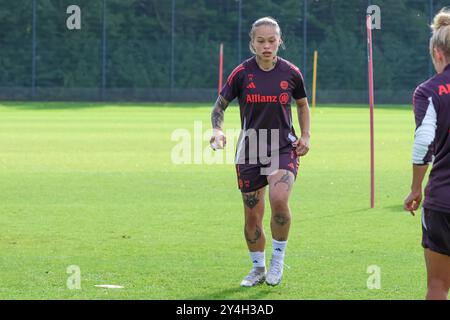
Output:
[240, 267, 266, 287]
[266, 258, 284, 286]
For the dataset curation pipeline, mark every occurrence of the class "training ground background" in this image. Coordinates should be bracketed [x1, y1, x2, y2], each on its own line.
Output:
[0, 102, 424, 300]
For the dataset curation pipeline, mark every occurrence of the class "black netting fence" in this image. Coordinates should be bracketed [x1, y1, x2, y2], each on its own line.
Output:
[0, 0, 448, 103]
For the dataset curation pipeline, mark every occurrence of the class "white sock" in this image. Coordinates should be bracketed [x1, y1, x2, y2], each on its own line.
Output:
[272, 239, 288, 260]
[249, 251, 265, 268]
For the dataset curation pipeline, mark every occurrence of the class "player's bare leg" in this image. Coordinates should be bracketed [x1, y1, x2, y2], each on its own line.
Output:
[268, 170, 293, 241]
[266, 169, 295, 286]
[240, 186, 267, 287]
[424, 249, 450, 300]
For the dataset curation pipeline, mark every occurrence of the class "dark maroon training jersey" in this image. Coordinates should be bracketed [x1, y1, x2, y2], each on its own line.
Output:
[412, 64, 450, 213]
[220, 56, 307, 163]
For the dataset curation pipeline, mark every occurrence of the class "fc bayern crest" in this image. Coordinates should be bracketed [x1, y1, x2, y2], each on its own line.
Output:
[280, 81, 289, 90]
[279, 93, 289, 105]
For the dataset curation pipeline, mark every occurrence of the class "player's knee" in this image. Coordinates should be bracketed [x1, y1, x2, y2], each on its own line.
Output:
[245, 211, 263, 227]
[270, 196, 289, 212]
[271, 212, 291, 226]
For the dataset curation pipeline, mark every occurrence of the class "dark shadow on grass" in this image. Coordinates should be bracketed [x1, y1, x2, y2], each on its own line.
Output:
[382, 204, 406, 213]
[343, 207, 372, 214]
[308, 204, 409, 219]
[185, 285, 275, 300]
[300, 207, 371, 222]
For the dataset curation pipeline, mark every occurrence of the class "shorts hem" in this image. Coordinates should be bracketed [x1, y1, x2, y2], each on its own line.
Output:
[421, 208, 450, 257]
[421, 243, 450, 257]
[238, 181, 268, 193]
[423, 203, 450, 214]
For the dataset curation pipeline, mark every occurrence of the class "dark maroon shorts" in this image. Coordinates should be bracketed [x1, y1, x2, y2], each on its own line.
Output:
[422, 208, 450, 257]
[236, 149, 299, 193]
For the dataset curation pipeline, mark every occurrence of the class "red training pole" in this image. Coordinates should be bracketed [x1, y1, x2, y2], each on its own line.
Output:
[218, 43, 224, 95]
[367, 15, 375, 208]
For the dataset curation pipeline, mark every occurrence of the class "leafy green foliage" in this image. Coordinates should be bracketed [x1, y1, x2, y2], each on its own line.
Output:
[0, 0, 446, 91]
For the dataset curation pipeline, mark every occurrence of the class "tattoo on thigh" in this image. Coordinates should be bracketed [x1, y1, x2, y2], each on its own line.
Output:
[245, 226, 262, 244]
[243, 191, 259, 209]
[274, 171, 292, 192]
[273, 213, 290, 226]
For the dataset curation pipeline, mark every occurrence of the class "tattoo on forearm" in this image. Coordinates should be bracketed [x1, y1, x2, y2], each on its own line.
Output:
[273, 213, 290, 226]
[274, 172, 293, 192]
[243, 191, 259, 209]
[211, 95, 229, 129]
[245, 226, 262, 244]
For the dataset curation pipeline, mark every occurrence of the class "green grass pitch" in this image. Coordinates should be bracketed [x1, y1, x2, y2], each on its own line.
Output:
[0, 102, 426, 299]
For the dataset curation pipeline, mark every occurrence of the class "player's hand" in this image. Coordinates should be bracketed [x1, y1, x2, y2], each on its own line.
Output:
[403, 190, 422, 216]
[210, 129, 226, 150]
[293, 136, 310, 157]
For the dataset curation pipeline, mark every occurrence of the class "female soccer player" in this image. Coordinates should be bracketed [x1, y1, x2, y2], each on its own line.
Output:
[210, 17, 310, 286]
[404, 8, 450, 300]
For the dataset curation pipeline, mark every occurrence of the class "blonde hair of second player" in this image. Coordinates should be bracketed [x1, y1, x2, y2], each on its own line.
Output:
[430, 8, 450, 59]
[248, 17, 286, 54]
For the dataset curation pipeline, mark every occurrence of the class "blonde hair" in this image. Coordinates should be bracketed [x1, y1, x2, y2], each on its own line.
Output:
[249, 17, 285, 54]
[430, 8, 450, 59]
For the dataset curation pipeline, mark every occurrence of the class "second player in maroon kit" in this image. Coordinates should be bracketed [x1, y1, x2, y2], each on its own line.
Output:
[404, 8, 450, 300]
[210, 17, 311, 287]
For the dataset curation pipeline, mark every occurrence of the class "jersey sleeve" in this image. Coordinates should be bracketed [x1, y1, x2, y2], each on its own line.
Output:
[292, 69, 307, 100]
[219, 64, 244, 102]
[412, 85, 437, 165]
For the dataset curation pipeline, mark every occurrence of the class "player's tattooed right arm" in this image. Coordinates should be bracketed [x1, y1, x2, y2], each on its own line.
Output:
[211, 95, 229, 130]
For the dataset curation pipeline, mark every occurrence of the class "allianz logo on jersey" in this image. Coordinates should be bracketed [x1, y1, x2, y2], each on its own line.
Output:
[246, 93, 290, 105]
[438, 84, 450, 96]
[246, 94, 277, 103]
